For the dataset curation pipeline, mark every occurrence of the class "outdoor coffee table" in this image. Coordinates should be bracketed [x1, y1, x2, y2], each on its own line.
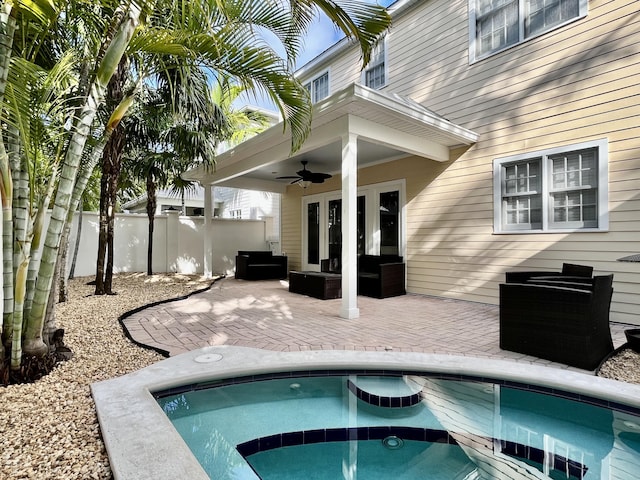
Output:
[288, 271, 342, 300]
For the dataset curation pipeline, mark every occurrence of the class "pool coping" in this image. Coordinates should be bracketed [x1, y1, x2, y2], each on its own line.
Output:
[91, 346, 640, 480]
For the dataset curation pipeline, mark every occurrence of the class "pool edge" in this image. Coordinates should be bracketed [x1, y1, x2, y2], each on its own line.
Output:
[91, 346, 640, 480]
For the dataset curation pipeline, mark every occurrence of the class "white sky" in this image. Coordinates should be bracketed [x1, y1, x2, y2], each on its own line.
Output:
[237, 0, 395, 112]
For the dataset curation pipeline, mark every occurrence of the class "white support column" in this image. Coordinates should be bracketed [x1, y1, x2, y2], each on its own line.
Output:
[341, 131, 359, 319]
[203, 183, 213, 278]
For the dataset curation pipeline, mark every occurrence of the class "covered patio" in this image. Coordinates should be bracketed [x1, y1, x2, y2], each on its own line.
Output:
[184, 83, 479, 320]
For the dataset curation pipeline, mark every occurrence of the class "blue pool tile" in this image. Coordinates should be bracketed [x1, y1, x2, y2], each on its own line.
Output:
[303, 429, 325, 444]
[282, 431, 303, 447]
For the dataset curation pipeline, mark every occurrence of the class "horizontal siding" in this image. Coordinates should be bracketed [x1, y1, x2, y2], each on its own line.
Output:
[280, 189, 303, 271]
[290, 0, 640, 324]
[399, 0, 640, 324]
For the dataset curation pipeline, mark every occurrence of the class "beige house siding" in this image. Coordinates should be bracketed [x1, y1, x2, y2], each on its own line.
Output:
[290, 0, 640, 323]
[280, 188, 303, 272]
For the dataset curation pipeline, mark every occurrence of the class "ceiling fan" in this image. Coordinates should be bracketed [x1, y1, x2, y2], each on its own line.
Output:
[276, 160, 332, 184]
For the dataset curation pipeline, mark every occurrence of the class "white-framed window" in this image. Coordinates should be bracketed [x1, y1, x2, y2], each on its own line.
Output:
[230, 209, 242, 219]
[469, 0, 588, 62]
[303, 71, 329, 103]
[363, 36, 387, 89]
[493, 139, 608, 233]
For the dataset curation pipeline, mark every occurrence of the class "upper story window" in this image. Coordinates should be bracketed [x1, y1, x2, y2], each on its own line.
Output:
[470, 0, 587, 61]
[493, 139, 608, 233]
[364, 37, 386, 89]
[304, 71, 329, 103]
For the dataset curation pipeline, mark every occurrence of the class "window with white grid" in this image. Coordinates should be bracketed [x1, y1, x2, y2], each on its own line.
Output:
[502, 159, 542, 230]
[364, 37, 386, 89]
[313, 72, 329, 102]
[303, 71, 329, 104]
[494, 139, 608, 233]
[470, 0, 587, 61]
[549, 148, 598, 228]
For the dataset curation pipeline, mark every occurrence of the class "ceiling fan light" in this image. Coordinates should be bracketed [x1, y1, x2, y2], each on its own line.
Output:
[298, 180, 312, 189]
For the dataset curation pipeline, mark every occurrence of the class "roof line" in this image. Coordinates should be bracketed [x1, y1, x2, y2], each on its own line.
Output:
[295, 0, 421, 78]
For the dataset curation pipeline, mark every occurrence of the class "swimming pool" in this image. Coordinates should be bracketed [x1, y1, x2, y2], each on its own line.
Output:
[91, 347, 640, 480]
[156, 371, 640, 479]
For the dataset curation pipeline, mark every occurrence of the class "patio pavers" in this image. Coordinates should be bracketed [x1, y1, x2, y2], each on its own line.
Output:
[122, 277, 630, 372]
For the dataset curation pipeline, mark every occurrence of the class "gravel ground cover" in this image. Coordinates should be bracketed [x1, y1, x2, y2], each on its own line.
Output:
[0, 272, 637, 479]
[0, 273, 214, 480]
[598, 347, 640, 384]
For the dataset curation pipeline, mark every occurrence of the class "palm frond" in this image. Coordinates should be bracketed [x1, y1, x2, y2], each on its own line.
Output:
[296, 0, 391, 66]
[16, 0, 60, 27]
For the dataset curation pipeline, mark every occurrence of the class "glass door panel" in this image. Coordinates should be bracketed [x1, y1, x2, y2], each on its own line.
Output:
[307, 202, 320, 265]
[357, 195, 366, 255]
[327, 199, 341, 272]
[380, 191, 399, 255]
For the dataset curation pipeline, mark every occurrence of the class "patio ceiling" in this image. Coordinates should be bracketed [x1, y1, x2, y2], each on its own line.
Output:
[183, 83, 479, 193]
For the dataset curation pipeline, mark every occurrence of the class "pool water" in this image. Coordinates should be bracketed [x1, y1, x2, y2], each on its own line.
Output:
[155, 372, 640, 479]
[247, 439, 473, 479]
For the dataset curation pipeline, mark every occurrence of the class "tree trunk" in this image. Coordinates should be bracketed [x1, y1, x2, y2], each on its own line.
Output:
[104, 124, 124, 292]
[25, 162, 58, 317]
[146, 172, 156, 276]
[11, 256, 28, 369]
[1, 139, 12, 347]
[69, 207, 82, 280]
[57, 216, 71, 303]
[105, 213, 115, 292]
[46, 247, 61, 346]
[95, 60, 127, 295]
[11, 156, 31, 369]
[0, 0, 15, 354]
[94, 160, 109, 294]
[24, 3, 143, 357]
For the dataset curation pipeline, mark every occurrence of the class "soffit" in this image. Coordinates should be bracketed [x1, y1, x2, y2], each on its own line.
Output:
[183, 84, 478, 192]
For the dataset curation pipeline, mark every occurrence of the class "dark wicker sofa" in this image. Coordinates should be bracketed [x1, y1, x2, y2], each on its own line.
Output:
[499, 265, 614, 370]
[357, 255, 406, 299]
[235, 251, 287, 280]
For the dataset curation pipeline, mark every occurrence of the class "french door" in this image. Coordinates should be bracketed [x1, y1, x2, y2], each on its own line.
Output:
[301, 181, 404, 271]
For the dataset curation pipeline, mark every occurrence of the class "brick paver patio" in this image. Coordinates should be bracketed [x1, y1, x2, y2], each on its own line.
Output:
[122, 277, 630, 372]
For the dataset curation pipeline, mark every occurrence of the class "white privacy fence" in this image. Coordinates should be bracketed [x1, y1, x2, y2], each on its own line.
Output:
[64, 211, 276, 278]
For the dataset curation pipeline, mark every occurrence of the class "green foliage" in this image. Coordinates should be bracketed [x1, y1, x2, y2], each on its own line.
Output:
[0, 0, 391, 376]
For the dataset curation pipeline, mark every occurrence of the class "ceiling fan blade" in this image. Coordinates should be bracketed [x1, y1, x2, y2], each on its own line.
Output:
[276, 175, 302, 180]
[310, 172, 332, 183]
[276, 160, 331, 184]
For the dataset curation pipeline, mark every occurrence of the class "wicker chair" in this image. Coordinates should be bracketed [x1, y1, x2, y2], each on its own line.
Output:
[499, 268, 614, 370]
[504, 262, 593, 283]
[357, 255, 406, 299]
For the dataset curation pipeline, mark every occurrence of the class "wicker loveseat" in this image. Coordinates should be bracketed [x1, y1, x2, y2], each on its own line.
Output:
[357, 255, 406, 299]
[235, 251, 287, 280]
[499, 264, 614, 370]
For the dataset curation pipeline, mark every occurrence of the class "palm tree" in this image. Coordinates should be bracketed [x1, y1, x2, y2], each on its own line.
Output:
[94, 0, 391, 292]
[121, 75, 275, 276]
[94, 58, 131, 295]
[0, 0, 150, 370]
[0, 0, 391, 375]
[123, 68, 225, 274]
[210, 76, 273, 148]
